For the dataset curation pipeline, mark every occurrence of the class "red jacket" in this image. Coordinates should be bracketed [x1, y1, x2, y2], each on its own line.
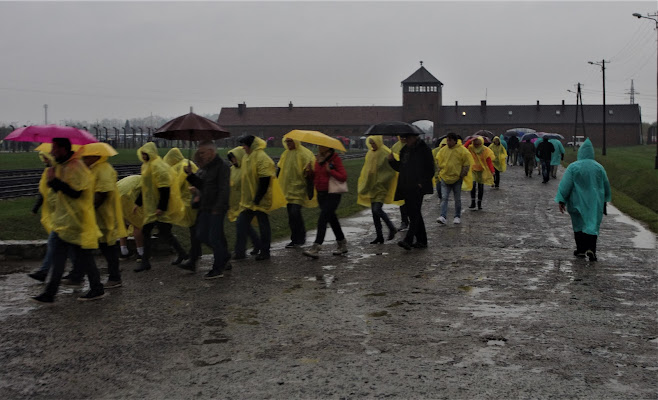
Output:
[313, 151, 347, 192]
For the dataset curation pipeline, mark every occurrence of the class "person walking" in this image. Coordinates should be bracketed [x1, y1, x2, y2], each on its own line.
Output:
[390, 136, 409, 231]
[117, 175, 144, 263]
[519, 138, 536, 177]
[507, 135, 520, 166]
[432, 138, 448, 203]
[303, 145, 348, 258]
[555, 139, 611, 262]
[435, 132, 472, 225]
[80, 143, 127, 289]
[549, 138, 565, 179]
[277, 137, 316, 248]
[134, 142, 186, 272]
[357, 135, 399, 244]
[27, 151, 57, 282]
[536, 136, 555, 183]
[179, 141, 231, 278]
[466, 136, 495, 210]
[226, 146, 261, 256]
[489, 136, 508, 188]
[387, 131, 435, 250]
[31, 138, 105, 303]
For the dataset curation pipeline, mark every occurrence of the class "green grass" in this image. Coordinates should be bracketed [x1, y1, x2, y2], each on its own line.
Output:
[0, 159, 368, 243]
[562, 145, 658, 233]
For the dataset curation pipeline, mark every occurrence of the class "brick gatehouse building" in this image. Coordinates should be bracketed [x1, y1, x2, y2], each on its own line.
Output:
[217, 64, 642, 147]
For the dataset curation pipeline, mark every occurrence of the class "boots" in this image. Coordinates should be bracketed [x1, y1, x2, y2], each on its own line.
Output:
[178, 258, 197, 272]
[333, 239, 348, 255]
[303, 243, 321, 259]
[469, 200, 476, 209]
[370, 236, 384, 244]
[477, 201, 482, 210]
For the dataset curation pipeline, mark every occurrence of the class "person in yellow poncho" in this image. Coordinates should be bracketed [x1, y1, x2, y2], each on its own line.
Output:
[466, 136, 495, 210]
[227, 146, 260, 255]
[117, 175, 144, 262]
[435, 132, 473, 225]
[27, 152, 58, 282]
[234, 135, 285, 261]
[277, 137, 317, 248]
[163, 147, 200, 265]
[79, 143, 128, 288]
[488, 136, 507, 189]
[134, 142, 187, 272]
[390, 136, 409, 231]
[357, 135, 399, 244]
[432, 138, 448, 203]
[31, 138, 105, 304]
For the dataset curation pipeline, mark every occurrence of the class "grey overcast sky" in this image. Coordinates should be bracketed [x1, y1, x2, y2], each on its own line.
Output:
[0, 0, 656, 126]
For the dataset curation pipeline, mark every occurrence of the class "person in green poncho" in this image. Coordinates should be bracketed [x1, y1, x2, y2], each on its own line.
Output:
[555, 139, 611, 262]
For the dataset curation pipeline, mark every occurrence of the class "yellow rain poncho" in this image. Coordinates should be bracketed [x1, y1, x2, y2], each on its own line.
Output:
[488, 137, 508, 173]
[86, 155, 127, 244]
[240, 137, 286, 213]
[390, 136, 404, 161]
[163, 148, 199, 228]
[228, 146, 246, 222]
[277, 138, 317, 208]
[467, 137, 495, 186]
[357, 135, 401, 207]
[555, 139, 611, 235]
[37, 152, 56, 233]
[51, 156, 102, 249]
[137, 142, 184, 225]
[435, 140, 473, 191]
[118, 175, 144, 230]
[431, 139, 448, 189]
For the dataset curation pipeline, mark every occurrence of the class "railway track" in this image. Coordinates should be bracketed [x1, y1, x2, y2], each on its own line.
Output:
[0, 152, 367, 200]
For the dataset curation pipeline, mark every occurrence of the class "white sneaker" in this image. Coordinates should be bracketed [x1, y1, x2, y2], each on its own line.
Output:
[453, 217, 461, 224]
[436, 216, 447, 225]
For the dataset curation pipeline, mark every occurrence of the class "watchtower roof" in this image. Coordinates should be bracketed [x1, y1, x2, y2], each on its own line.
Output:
[402, 65, 442, 85]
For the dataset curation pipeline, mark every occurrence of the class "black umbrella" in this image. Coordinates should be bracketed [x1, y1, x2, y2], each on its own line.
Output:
[364, 121, 424, 136]
[153, 111, 230, 142]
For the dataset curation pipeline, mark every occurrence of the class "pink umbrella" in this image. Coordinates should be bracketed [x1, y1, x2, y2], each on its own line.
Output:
[5, 125, 98, 145]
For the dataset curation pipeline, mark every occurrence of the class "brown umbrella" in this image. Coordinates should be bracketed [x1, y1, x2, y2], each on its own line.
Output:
[153, 111, 230, 142]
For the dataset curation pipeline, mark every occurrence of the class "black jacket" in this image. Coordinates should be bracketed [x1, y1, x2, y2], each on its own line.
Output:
[536, 139, 555, 162]
[186, 155, 230, 214]
[388, 138, 435, 200]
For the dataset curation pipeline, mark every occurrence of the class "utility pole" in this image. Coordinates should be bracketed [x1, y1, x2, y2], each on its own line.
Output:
[568, 83, 587, 149]
[44, 104, 48, 124]
[589, 60, 608, 156]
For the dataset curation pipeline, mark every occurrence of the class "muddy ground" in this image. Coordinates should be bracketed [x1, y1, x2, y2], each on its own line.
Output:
[0, 165, 656, 399]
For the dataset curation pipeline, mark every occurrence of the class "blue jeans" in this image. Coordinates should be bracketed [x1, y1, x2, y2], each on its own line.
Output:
[38, 231, 57, 273]
[195, 211, 229, 272]
[440, 179, 463, 218]
[540, 159, 551, 182]
[235, 209, 270, 256]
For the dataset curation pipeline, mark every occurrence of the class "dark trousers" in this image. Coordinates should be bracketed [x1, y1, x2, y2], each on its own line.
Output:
[287, 203, 306, 245]
[142, 222, 186, 267]
[236, 209, 270, 256]
[371, 202, 396, 238]
[493, 169, 501, 187]
[399, 204, 409, 225]
[574, 231, 598, 254]
[402, 188, 426, 246]
[523, 157, 535, 176]
[315, 191, 344, 244]
[471, 182, 484, 201]
[188, 225, 202, 261]
[99, 242, 121, 281]
[540, 159, 551, 182]
[194, 211, 229, 272]
[45, 233, 102, 297]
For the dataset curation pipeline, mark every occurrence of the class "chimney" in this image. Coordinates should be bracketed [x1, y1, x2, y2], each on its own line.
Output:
[288, 101, 293, 110]
[238, 102, 246, 115]
[536, 100, 540, 111]
[480, 100, 486, 112]
[561, 100, 565, 106]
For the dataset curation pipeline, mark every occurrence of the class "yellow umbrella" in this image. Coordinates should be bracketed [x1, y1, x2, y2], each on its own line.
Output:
[79, 142, 118, 157]
[283, 130, 346, 152]
[34, 142, 82, 153]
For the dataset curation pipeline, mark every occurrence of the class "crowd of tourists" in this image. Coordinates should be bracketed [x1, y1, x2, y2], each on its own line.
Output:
[26, 130, 610, 304]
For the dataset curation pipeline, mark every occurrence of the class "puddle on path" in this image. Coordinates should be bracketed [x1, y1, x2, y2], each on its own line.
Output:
[606, 205, 656, 249]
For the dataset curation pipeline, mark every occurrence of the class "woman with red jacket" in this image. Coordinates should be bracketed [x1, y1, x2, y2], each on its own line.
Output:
[303, 146, 348, 259]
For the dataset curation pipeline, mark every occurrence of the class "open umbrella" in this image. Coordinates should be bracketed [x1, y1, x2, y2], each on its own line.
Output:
[5, 125, 98, 145]
[364, 121, 424, 136]
[541, 133, 565, 140]
[463, 135, 492, 147]
[473, 130, 495, 139]
[153, 111, 230, 142]
[283, 130, 346, 152]
[520, 133, 540, 142]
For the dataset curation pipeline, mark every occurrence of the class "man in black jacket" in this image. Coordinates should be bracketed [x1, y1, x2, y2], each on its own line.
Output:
[180, 141, 231, 279]
[388, 132, 435, 250]
[536, 137, 555, 184]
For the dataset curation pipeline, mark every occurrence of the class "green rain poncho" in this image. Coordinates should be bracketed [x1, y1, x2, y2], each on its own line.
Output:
[549, 139, 565, 166]
[228, 146, 246, 222]
[86, 155, 127, 244]
[137, 142, 184, 225]
[118, 175, 144, 231]
[163, 147, 199, 228]
[555, 139, 611, 235]
[240, 137, 285, 213]
[489, 137, 508, 172]
[51, 156, 102, 249]
[277, 138, 317, 208]
[357, 135, 400, 207]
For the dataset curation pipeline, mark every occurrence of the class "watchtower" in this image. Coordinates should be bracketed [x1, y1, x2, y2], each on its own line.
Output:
[401, 62, 443, 137]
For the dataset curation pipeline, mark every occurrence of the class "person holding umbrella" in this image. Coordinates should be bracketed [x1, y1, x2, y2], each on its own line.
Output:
[31, 138, 105, 303]
[277, 137, 317, 248]
[387, 131, 435, 250]
[357, 135, 399, 244]
[134, 142, 187, 272]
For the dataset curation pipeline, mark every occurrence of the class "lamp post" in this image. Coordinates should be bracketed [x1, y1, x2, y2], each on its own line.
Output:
[632, 12, 658, 169]
[588, 60, 608, 155]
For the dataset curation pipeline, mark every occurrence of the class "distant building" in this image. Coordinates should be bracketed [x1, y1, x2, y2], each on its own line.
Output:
[217, 63, 642, 147]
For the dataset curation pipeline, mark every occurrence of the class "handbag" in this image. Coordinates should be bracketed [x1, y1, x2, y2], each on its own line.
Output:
[328, 175, 348, 194]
